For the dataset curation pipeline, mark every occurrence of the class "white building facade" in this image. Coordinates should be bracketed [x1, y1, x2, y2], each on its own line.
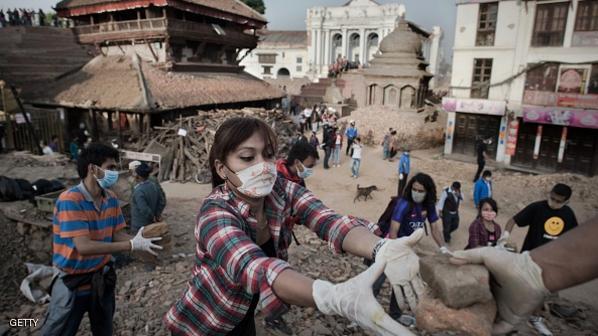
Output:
[444, 0, 598, 176]
[306, 0, 406, 77]
[240, 31, 308, 79]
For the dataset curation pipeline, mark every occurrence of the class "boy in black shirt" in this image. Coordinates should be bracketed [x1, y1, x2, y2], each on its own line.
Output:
[500, 183, 578, 336]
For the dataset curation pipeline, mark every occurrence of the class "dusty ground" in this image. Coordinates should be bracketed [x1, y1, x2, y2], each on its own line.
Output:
[1, 146, 597, 335]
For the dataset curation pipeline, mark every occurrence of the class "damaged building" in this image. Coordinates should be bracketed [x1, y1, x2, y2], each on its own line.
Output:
[24, 0, 284, 144]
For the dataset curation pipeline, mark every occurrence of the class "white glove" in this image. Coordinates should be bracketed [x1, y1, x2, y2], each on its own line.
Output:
[130, 227, 163, 256]
[376, 229, 426, 313]
[439, 246, 452, 255]
[451, 247, 549, 335]
[399, 173, 404, 180]
[313, 261, 415, 336]
[496, 231, 510, 249]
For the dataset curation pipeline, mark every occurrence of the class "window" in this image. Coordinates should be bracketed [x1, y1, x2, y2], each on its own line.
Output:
[589, 64, 598, 94]
[575, 0, 598, 32]
[532, 2, 569, 47]
[471, 58, 493, 99]
[525, 63, 559, 92]
[296, 65, 303, 72]
[296, 57, 303, 63]
[262, 66, 272, 75]
[476, 2, 499, 46]
[258, 54, 276, 64]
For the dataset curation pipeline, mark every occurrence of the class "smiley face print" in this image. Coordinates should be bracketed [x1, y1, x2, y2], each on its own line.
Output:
[544, 216, 565, 236]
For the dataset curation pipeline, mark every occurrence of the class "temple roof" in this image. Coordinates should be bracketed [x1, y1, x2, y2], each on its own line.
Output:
[56, 0, 267, 25]
[364, 19, 432, 78]
[26, 55, 284, 112]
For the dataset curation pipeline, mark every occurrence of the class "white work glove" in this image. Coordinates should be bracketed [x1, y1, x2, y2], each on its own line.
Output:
[439, 246, 452, 255]
[399, 173, 404, 180]
[450, 247, 549, 335]
[130, 227, 163, 256]
[313, 261, 415, 336]
[496, 231, 510, 249]
[376, 229, 426, 313]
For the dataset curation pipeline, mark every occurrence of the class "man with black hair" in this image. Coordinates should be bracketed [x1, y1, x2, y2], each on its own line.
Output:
[437, 181, 463, 244]
[276, 141, 318, 188]
[131, 163, 166, 233]
[473, 137, 492, 182]
[473, 170, 493, 208]
[41, 143, 163, 336]
[499, 183, 578, 336]
[270, 141, 318, 335]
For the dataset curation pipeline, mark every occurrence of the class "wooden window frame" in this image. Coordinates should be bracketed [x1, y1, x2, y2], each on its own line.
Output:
[476, 2, 499, 46]
[532, 2, 569, 47]
[575, 0, 598, 32]
[262, 66, 272, 75]
[471, 58, 493, 99]
[258, 54, 276, 65]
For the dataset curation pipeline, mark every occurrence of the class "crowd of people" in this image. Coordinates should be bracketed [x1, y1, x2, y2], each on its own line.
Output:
[328, 56, 363, 78]
[36, 104, 597, 336]
[0, 8, 68, 28]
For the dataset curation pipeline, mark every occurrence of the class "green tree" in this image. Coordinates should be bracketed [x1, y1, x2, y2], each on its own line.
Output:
[241, 0, 266, 14]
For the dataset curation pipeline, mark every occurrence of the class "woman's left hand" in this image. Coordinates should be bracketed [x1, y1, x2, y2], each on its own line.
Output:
[376, 229, 426, 313]
[312, 261, 415, 336]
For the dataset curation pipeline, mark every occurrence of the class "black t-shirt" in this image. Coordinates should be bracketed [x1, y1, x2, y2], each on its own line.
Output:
[514, 200, 578, 251]
[476, 141, 487, 162]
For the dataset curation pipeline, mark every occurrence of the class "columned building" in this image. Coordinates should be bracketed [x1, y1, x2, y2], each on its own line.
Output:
[306, 0, 406, 78]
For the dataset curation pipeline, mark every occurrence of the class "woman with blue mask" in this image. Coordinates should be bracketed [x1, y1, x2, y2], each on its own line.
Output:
[379, 172, 449, 325]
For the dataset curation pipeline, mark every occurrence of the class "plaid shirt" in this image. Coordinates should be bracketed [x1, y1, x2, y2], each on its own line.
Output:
[465, 218, 502, 249]
[164, 177, 375, 335]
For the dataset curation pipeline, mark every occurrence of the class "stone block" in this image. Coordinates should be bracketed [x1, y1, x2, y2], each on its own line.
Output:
[416, 295, 497, 336]
[419, 254, 492, 309]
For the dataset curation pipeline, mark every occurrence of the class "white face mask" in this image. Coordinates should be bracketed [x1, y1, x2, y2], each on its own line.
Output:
[228, 162, 277, 198]
[412, 190, 426, 203]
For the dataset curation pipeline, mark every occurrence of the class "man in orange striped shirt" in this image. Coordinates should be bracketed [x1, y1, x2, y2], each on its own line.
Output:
[41, 143, 162, 336]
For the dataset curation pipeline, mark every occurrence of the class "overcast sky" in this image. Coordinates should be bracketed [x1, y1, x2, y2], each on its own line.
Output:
[1, 0, 456, 59]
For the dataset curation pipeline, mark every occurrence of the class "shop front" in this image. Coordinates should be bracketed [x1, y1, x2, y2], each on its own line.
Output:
[442, 97, 507, 162]
[510, 106, 598, 176]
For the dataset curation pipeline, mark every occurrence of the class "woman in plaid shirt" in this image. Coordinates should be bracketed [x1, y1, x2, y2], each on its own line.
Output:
[165, 118, 425, 336]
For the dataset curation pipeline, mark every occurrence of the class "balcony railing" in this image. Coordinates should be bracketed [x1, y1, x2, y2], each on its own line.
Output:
[73, 17, 167, 35]
[72, 18, 257, 47]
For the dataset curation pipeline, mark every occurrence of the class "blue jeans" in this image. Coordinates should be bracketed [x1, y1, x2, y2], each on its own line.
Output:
[383, 145, 389, 159]
[41, 270, 115, 336]
[351, 158, 361, 177]
[333, 145, 341, 165]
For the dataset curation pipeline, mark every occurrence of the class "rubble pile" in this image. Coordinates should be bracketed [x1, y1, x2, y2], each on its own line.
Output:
[130, 108, 297, 184]
[342, 105, 447, 150]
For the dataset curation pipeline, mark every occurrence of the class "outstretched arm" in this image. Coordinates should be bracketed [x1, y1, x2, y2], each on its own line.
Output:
[531, 216, 598, 292]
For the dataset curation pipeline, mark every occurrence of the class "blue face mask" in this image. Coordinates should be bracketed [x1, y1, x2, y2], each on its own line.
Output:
[297, 162, 314, 179]
[95, 166, 119, 189]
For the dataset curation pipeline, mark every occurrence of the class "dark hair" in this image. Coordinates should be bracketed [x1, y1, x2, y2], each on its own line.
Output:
[552, 183, 572, 201]
[478, 197, 498, 217]
[355, 137, 361, 142]
[391, 130, 397, 135]
[452, 181, 461, 190]
[404, 173, 437, 206]
[482, 170, 492, 178]
[77, 143, 119, 179]
[136, 162, 151, 179]
[209, 117, 277, 188]
[287, 141, 318, 167]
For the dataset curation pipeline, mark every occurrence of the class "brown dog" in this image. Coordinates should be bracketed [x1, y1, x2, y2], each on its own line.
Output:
[354, 185, 379, 203]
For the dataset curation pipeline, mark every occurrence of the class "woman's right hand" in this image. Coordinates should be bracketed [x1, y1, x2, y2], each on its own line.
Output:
[312, 261, 415, 336]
